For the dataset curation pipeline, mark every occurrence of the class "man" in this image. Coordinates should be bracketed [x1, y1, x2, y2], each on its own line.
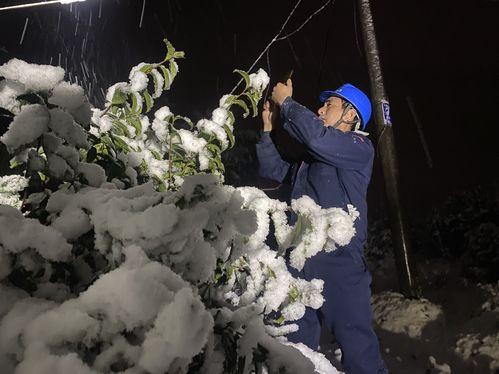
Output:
[256, 79, 387, 373]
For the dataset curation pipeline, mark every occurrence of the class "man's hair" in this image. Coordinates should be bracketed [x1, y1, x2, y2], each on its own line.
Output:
[341, 100, 361, 130]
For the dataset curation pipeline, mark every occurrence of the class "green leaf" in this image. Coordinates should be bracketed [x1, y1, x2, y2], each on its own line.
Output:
[244, 92, 259, 118]
[198, 131, 213, 143]
[164, 39, 175, 61]
[150, 149, 162, 160]
[37, 171, 46, 182]
[222, 95, 236, 106]
[169, 60, 178, 81]
[172, 115, 193, 129]
[129, 117, 142, 137]
[130, 93, 141, 113]
[153, 176, 167, 192]
[139, 64, 153, 74]
[94, 142, 104, 153]
[234, 69, 251, 90]
[171, 144, 187, 157]
[226, 265, 234, 279]
[226, 110, 235, 127]
[214, 272, 223, 282]
[208, 159, 217, 173]
[122, 106, 131, 117]
[139, 159, 148, 173]
[112, 135, 130, 153]
[223, 124, 235, 149]
[112, 120, 131, 138]
[159, 65, 171, 90]
[207, 143, 221, 155]
[288, 285, 300, 302]
[273, 315, 285, 325]
[214, 155, 225, 172]
[111, 89, 127, 105]
[291, 215, 303, 246]
[267, 267, 276, 278]
[9, 159, 22, 169]
[233, 99, 250, 118]
[173, 159, 186, 170]
[151, 70, 163, 98]
[143, 91, 153, 113]
[173, 51, 185, 59]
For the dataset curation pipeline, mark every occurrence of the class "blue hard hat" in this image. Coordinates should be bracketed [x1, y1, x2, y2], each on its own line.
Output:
[319, 83, 372, 130]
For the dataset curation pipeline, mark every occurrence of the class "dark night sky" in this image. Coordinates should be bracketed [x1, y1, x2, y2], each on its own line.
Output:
[0, 0, 498, 221]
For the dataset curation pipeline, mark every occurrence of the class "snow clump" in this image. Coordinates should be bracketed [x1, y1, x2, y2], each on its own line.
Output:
[0, 79, 25, 114]
[249, 68, 271, 91]
[455, 332, 499, 372]
[0, 59, 64, 92]
[371, 291, 443, 338]
[0, 175, 29, 209]
[0, 204, 72, 262]
[0, 104, 49, 152]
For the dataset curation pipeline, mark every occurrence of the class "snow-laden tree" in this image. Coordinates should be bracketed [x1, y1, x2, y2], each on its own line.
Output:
[0, 40, 359, 374]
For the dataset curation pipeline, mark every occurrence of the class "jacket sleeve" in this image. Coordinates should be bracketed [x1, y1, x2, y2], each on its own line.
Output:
[255, 132, 291, 183]
[280, 97, 374, 170]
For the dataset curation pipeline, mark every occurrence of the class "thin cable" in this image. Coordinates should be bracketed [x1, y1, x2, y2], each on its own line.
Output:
[230, 0, 303, 94]
[275, 0, 334, 41]
[245, 0, 302, 73]
[262, 48, 272, 103]
[230, 0, 335, 96]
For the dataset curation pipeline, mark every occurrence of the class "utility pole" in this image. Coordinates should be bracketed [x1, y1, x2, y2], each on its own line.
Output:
[356, 0, 420, 297]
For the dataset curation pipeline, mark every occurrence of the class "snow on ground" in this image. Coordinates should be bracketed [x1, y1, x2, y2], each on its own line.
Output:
[371, 292, 444, 339]
[320, 250, 499, 373]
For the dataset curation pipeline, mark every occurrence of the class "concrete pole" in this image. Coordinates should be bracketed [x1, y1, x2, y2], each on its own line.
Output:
[356, 0, 421, 297]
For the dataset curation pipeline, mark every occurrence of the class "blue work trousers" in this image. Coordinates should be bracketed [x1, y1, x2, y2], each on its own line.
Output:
[286, 247, 388, 374]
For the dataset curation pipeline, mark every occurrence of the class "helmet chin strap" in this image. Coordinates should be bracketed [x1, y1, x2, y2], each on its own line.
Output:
[332, 105, 357, 129]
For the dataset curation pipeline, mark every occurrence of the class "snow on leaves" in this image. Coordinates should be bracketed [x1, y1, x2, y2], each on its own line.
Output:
[0, 204, 72, 263]
[0, 40, 354, 373]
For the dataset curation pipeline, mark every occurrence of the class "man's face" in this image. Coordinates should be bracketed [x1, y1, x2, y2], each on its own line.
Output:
[317, 96, 356, 132]
[318, 96, 344, 126]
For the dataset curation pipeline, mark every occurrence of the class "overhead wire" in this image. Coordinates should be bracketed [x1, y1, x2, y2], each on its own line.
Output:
[274, 0, 335, 42]
[230, 0, 303, 94]
[231, 0, 336, 95]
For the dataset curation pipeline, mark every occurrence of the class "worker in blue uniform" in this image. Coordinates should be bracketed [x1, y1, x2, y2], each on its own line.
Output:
[256, 79, 387, 373]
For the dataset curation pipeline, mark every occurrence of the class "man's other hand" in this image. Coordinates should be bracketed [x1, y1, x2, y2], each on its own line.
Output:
[271, 78, 293, 107]
[262, 100, 273, 132]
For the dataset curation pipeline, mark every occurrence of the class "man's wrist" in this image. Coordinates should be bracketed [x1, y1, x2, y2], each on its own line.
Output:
[279, 96, 293, 117]
[262, 123, 272, 132]
[276, 95, 290, 107]
[258, 130, 272, 142]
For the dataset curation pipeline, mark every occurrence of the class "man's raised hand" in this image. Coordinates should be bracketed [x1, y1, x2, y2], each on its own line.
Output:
[262, 100, 273, 132]
[271, 78, 293, 107]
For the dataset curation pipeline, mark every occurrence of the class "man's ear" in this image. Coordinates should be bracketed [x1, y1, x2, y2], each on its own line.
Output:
[345, 108, 358, 122]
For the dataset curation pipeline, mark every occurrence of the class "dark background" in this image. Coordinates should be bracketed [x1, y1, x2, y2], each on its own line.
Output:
[0, 0, 498, 222]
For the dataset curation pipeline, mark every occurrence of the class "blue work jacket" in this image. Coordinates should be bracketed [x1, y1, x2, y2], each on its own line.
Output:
[256, 97, 374, 253]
